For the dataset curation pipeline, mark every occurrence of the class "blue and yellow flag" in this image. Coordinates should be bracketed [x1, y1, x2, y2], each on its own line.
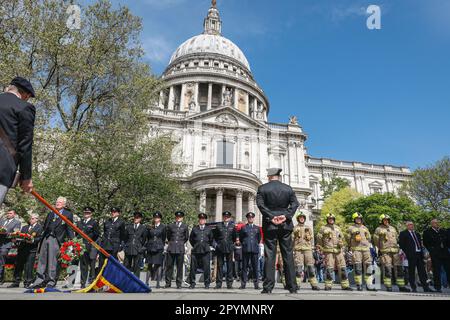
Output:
[76, 256, 151, 293]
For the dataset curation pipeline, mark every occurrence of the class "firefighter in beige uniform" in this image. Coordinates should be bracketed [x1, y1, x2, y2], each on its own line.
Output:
[293, 211, 319, 290]
[317, 213, 353, 291]
[346, 212, 377, 291]
[373, 214, 410, 292]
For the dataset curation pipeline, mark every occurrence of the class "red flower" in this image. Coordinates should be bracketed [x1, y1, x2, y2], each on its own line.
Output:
[62, 254, 71, 261]
[61, 263, 68, 268]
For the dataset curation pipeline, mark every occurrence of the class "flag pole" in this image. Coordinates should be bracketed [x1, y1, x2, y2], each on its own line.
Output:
[31, 190, 110, 258]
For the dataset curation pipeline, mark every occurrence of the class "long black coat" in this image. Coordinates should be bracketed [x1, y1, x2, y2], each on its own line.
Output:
[0, 92, 35, 187]
[123, 223, 147, 256]
[101, 218, 126, 252]
[17, 223, 43, 253]
[189, 225, 213, 254]
[146, 224, 166, 253]
[239, 224, 261, 254]
[213, 221, 237, 254]
[399, 230, 424, 260]
[166, 222, 189, 254]
[423, 227, 449, 259]
[41, 209, 74, 245]
[76, 218, 100, 254]
[256, 180, 299, 231]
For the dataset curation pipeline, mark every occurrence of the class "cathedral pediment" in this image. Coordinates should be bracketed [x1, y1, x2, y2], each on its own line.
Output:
[185, 106, 268, 129]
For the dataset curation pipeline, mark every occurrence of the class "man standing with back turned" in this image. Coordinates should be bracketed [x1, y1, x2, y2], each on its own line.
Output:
[256, 168, 299, 294]
[0, 77, 36, 204]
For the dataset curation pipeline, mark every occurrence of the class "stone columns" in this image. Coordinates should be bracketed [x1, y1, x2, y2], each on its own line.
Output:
[207, 83, 213, 110]
[199, 189, 207, 213]
[180, 83, 186, 111]
[194, 82, 199, 112]
[215, 187, 224, 222]
[248, 193, 255, 213]
[235, 189, 243, 222]
[168, 86, 174, 110]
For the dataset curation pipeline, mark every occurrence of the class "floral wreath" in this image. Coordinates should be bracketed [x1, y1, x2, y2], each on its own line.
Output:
[59, 238, 86, 268]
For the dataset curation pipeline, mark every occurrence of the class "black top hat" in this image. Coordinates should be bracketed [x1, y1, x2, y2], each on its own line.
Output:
[246, 212, 256, 218]
[175, 211, 185, 217]
[133, 211, 143, 218]
[110, 207, 121, 213]
[222, 211, 232, 217]
[83, 207, 94, 213]
[198, 213, 208, 220]
[10, 77, 35, 98]
[153, 211, 163, 219]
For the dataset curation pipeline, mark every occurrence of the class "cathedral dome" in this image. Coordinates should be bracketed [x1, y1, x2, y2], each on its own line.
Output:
[169, 34, 251, 71]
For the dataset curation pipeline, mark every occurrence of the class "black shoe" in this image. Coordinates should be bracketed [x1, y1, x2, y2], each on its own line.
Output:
[189, 284, 195, 289]
[312, 286, 320, 291]
[366, 285, 377, 292]
[261, 289, 272, 294]
[289, 289, 298, 294]
[176, 285, 182, 289]
[227, 285, 233, 289]
[399, 287, 410, 293]
[423, 287, 435, 293]
[342, 287, 353, 291]
[7, 283, 20, 288]
[205, 285, 210, 289]
[240, 285, 246, 290]
[254, 284, 260, 290]
[386, 287, 393, 292]
[436, 289, 442, 293]
[80, 284, 86, 289]
[156, 284, 161, 289]
[324, 287, 332, 291]
[357, 285, 363, 291]
[164, 284, 171, 289]
[215, 285, 222, 289]
[412, 288, 417, 293]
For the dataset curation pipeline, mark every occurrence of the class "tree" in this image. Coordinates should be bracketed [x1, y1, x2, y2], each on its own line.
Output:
[315, 187, 362, 233]
[400, 156, 450, 223]
[320, 174, 351, 200]
[342, 192, 429, 234]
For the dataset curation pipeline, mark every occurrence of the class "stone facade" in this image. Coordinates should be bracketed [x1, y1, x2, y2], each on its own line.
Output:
[147, 2, 411, 227]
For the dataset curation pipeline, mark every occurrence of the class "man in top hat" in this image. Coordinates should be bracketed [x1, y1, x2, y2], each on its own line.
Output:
[76, 207, 100, 288]
[256, 168, 299, 294]
[123, 212, 147, 277]
[98, 207, 126, 274]
[165, 211, 189, 289]
[0, 77, 36, 205]
[189, 213, 214, 289]
[238, 212, 262, 290]
[213, 211, 237, 289]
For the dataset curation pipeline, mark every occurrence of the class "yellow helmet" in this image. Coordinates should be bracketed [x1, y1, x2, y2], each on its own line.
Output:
[379, 214, 391, 224]
[295, 211, 307, 221]
[326, 213, 335, 221]
[352, 212, 363, 221]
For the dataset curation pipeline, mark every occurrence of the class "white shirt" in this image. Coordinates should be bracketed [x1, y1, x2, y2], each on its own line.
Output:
[113, 217, 118, 223]
[408, 230, 421, 252]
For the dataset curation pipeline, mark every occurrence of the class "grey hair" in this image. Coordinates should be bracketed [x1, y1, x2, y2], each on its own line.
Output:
[30, 213, 39, 219]
[57, 196, 67, 205]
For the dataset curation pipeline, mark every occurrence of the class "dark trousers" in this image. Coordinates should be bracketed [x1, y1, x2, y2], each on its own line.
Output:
[80, 252, 96, 285]
[234, 260, 242, 279]
[97, 249, 118, 275]
[242, 252, 259, 286]
[189, 252, 211, 287]
[0, 248, 9, 280]
[430, 254, 450, 290]
[263, 228, 296, 291]
[124, 254, 142, 277]
[13, 249, 36, 285]
[407, 252, 429, 289]
[216, 251, 233, 287]
[165, 252, 184, 287]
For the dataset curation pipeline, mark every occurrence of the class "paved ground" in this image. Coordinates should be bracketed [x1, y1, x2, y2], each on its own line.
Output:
[0, 282, 449, 300]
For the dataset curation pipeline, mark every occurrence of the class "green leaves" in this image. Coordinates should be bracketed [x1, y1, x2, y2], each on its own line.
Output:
[320, 174, 351, 200]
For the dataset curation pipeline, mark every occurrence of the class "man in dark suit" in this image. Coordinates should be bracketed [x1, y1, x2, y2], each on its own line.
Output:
[423, 219, 450, 292]
[0, 77, 36, 204]
[76, 207, 100, 288]
[8, 214, 43, 288]
[123, 212, 147, 277]
[98, 207, 126, 272]
[399, 221, 434, 292]
[256, 168, 299, 294]
[146, 211, 166, 288]
[239, 212, 262, 290]
[189, 213, 213, 289]
[165, 211, 189, 289]
[0, 209, 22, 284]
[213, 211, 237, 289]
[30, 197, 74, 288]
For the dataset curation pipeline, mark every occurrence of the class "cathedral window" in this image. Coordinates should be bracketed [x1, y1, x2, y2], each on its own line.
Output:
[217, 139, 234, 168]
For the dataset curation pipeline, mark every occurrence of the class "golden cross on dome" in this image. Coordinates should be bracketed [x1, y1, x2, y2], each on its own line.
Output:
[212, 0, 217, 8]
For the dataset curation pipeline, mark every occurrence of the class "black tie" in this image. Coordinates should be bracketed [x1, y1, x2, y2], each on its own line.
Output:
[411, 232, 420, 250]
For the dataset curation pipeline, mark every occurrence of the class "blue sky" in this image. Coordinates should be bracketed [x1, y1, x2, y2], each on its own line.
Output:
[101, 0, 449, 170]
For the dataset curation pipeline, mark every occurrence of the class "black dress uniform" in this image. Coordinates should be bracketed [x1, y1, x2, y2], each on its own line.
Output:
[98, 209, 126, 272]
[165, 211, 189, 289]
[76, 209, 100, 287]
[12, 223, 43, 287]
[213, 212, 237, 289]
[423, 226, 450, 291]
[146, 212, 166, 288]
[239, 214, 262, 289]
[123, 213, 147, 277]
[256, 168, 299, 293]
[189, 214, 213, 289]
